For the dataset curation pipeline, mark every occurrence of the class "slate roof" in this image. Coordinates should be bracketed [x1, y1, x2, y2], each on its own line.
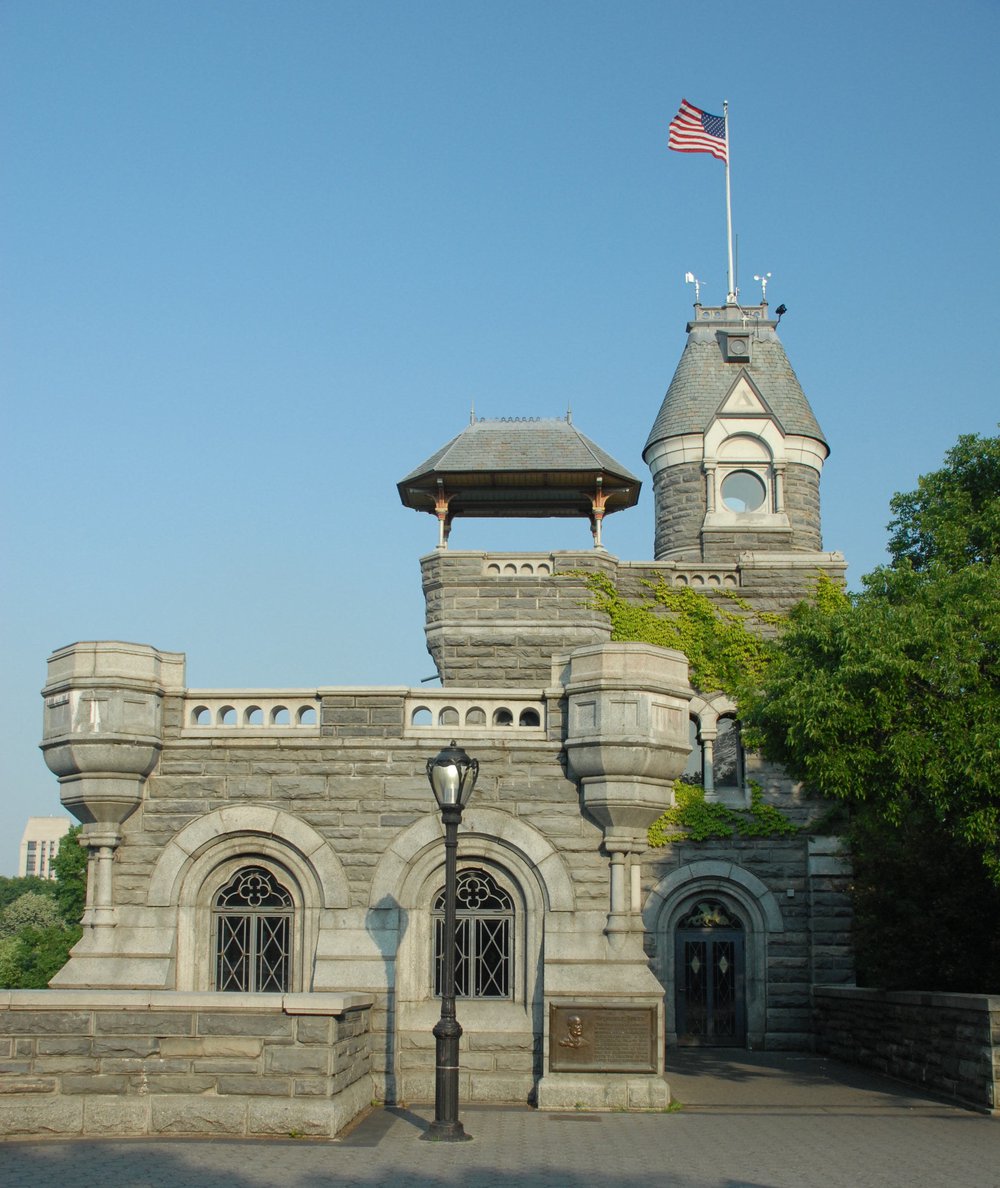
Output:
[644, 311, 827, 457]
[401, 417, 639, 482]
[398, 417, 640, 518]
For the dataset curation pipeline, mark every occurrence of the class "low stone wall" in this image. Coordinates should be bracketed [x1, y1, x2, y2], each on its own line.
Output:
[0, 990, 373, 1138]
[814, 986, 1000, 1114]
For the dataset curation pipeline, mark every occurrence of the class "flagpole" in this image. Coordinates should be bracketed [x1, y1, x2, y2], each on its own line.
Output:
[724, 99, 736, 303]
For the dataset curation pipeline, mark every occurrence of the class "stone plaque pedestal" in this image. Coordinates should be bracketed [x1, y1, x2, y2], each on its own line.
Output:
[536, 994, 669, 1111]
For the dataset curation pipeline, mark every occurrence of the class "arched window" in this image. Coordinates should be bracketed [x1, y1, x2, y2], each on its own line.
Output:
[213, 866, 293, 992]
[681, 716, 702, 783]
[433, 868, 513, 999]
[713, 716, 743, 789]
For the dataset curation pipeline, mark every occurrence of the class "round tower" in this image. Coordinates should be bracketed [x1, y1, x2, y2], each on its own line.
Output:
[643, 304, 828, 565]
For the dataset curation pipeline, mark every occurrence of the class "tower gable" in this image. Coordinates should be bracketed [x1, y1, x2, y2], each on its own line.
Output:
[716, 372, 775, 421]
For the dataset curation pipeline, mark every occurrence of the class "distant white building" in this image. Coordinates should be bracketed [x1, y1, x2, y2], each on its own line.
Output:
[18, 816, 71, 879]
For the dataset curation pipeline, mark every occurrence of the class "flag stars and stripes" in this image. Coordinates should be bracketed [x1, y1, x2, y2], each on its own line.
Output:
[668, 98, 728, 163]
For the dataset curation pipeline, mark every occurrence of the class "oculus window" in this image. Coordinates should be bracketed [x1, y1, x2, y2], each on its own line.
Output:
[720, 470, 767, 513]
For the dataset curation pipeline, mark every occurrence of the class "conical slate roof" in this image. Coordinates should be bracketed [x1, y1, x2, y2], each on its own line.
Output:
[644, 307, 827, 458]
[399, 416, 640, 519]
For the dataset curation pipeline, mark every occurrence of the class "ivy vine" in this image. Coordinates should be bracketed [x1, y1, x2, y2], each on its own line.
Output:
[579, 571, 780, 699]
[572, 570, 813, 845]
[647, 781, 799, 847]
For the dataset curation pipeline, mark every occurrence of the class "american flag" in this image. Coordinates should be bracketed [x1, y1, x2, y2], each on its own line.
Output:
[668, 99, 727, 163]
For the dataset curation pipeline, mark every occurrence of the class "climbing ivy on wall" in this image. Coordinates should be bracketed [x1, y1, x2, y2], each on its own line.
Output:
[647, 780, 799, 846]
[578, 571, 807, 844]
[580, 572, 780, 699]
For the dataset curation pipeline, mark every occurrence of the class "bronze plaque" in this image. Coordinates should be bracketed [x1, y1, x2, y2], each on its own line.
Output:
[549, 1005, 657, 1073]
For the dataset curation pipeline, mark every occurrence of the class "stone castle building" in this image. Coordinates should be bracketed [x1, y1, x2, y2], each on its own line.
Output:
[20, 299, 854, 1134]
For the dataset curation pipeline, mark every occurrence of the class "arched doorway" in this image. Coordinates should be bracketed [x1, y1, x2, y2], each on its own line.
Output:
[674, 898, 746, 1046]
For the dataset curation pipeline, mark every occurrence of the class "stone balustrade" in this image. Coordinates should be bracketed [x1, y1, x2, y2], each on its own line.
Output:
[182, 692, 321, 735]
[404, 690, 546, 736]
[482, 555, 555, 576]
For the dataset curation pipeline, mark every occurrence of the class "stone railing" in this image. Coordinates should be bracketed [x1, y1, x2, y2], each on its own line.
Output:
[0, 990, 373, 1138]
[404, 690, 546, 736]
[813, 986, 1000, 1114]
[482, 555, 555, 576]
[182, 692, 321, 736]
[666, 569, 739, 589]
[617, 561, 740, 590]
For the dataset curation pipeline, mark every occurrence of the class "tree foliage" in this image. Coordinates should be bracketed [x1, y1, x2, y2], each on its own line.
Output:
[848, 802, 1000, 991]
[1, 925, 83, 989]
[887, 431, 1000, 571]
[743, 432, 1000, 893]
[0, 825, 87, 988]
[0, 875, 55, 911]
[51, 825, 87, 925]
[0, 891, 63, 938]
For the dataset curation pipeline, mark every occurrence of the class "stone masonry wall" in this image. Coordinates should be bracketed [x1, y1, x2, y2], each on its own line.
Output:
[783, 463, 822, 551]
[813, 987, 1000, 1114]
[652, 461, 822, 564]
[652, 461, 704, 561]
[645, 837, 851, 1048]
[0, 991, 372, 1138]
[115, 723, 605, 1104]
[421, 550, 616, 686]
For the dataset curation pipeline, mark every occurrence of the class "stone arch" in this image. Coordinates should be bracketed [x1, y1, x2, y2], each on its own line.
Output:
[147, 806, 350, 993]
[147, 806, 349, 910]
[644, 860, 785, 1048]
[369, 806, 573, 1105]
[368, 805, 575, 915]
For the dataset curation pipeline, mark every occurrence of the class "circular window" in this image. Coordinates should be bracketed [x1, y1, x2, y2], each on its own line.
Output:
[721, 470, 767, 513]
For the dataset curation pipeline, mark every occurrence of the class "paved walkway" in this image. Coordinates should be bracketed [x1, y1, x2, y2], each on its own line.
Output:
[2, 1052, 998, 1188]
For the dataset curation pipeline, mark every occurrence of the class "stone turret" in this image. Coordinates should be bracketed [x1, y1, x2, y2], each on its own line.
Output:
[40, 641, 184, 941]
[644, 303, 829, 565]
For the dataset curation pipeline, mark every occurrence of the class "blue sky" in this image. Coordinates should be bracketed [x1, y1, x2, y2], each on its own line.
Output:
[1, 1, 997, 872]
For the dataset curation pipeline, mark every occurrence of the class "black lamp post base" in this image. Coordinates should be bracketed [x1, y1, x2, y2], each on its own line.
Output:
[421, 1119, 473, 1142]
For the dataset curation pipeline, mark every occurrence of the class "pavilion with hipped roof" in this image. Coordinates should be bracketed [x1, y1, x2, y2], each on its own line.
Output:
[397, 413, 640, 548]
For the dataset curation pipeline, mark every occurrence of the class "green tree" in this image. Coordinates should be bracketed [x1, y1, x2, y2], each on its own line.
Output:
[0, 826, 87, 989]
[743, 434, 1000, 889]
[0, 875, 56, 911]
[848, 802, 1000, 991]
[51, 825, 87, 925]
[0, 891, 63, 938]
[887, 431, 1000, 571]
[2, 924, 82, 989]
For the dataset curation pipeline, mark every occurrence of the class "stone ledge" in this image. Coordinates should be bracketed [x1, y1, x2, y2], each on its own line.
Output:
[0, 990, 373, 1015]
[814, 985, 999, 1012]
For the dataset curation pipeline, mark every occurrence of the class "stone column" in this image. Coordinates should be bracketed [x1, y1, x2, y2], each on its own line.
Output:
[703, 461, 717, 513]
[773, 463, 786, 513]
[700, 729, 717, 794]
[40, 642, 185, 947]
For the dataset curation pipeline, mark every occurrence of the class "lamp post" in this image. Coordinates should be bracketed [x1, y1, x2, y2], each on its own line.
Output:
[422, 739, 478, 1143]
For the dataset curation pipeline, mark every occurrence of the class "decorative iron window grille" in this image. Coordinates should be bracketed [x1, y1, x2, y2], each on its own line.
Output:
[213, 866, 293, 992]
[433, 868, 513, 999]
